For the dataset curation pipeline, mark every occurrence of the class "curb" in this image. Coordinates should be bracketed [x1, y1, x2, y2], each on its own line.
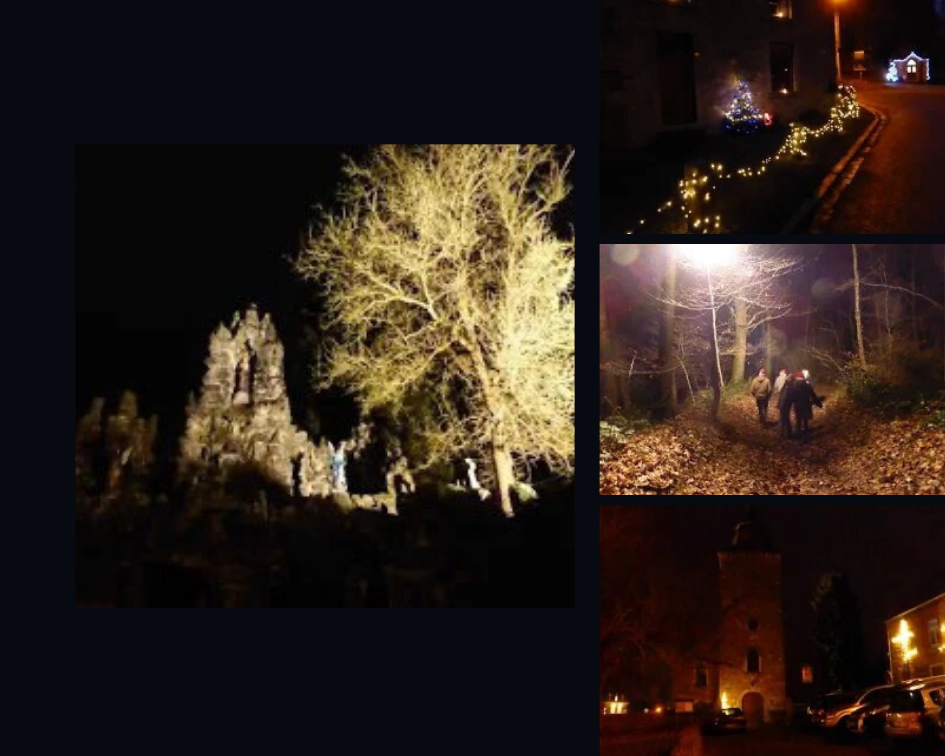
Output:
[809, 103, 887, 232]
[780, 103, 883, 234]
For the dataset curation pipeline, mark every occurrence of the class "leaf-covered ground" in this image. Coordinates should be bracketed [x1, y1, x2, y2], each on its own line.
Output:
[600, 388, 945, 496]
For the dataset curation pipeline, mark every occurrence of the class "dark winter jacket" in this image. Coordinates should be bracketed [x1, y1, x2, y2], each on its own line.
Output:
[778, 379, 795, 413]
[793, 381, 823, 420]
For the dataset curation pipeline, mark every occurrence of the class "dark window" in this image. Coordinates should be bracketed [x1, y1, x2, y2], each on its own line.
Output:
[771, 42, 794, 93]
[862, 688, 892, 705]
[748, 618, 759, 631]
[695, 663, 708, 688]
[657, 32, 697, 126]
[747, 647, 761, 673]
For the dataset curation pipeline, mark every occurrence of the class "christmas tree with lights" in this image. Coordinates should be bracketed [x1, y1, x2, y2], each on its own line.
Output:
[724, 79, 763, 135]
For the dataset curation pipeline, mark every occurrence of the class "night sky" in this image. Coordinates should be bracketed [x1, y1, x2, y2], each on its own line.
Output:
[624, 504, 944, 698]
[77, 146, 368, 458]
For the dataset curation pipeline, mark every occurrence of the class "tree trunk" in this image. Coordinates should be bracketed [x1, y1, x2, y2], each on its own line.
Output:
[659, 250, 678, 414]
[599, 276, 621, 414]
[764, 320, 773, 376]
[852, 244, 867, 367]
[731, 298, 748, 383]
[492, 441, 515, 517]
[708, 269, 723, 423]
[910, 245, 918, 343]
[708, 270, 725, 391]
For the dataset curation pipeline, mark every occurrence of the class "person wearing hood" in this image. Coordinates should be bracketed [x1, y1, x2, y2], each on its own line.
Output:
[778, 373, 796, 439]
[794, 369, 823, 435]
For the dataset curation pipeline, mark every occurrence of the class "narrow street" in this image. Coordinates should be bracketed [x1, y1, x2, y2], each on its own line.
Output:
[704, 728, 927, 755]
[819, 81, 945, 233]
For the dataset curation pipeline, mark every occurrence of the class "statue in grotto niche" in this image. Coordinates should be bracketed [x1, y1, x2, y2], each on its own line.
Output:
[177, 305, 406, 512]
[232, 342, 257, 406]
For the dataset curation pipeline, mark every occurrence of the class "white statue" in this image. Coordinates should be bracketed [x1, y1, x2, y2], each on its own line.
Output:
[465, 458, 480, 490]
[329, 441, 348, 493]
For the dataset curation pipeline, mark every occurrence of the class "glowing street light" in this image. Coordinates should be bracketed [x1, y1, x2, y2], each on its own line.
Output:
[677, 244, 741, 269]
[676, 245, 741, 392]
[832, 0, 845, 83]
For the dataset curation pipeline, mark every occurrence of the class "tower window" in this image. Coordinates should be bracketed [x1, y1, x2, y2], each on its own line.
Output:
[747, 647, 761, 673]
[695, 663, 708, 688]
[748, 618, 760, 631]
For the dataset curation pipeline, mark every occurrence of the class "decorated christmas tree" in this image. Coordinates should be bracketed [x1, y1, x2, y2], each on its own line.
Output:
[723, 79, 763, 135]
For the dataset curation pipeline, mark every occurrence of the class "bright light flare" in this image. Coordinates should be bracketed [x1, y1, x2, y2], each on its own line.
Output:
[721, 692, 730, 710]
[677, 244, 740, 269]
[891, 619, 918, 662]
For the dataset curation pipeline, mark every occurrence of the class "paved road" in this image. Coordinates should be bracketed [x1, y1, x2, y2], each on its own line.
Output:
[821, 81, 945, 233]
[703, 728, 931, 755]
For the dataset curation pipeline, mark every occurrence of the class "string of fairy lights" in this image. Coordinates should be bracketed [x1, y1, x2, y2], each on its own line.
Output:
[628, 84, 861, 234]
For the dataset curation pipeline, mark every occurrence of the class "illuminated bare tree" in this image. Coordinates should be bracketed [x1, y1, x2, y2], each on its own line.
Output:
[296, 145, 575, 516]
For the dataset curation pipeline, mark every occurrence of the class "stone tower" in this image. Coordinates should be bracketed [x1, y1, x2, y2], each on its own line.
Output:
[717, 508, 787, 726]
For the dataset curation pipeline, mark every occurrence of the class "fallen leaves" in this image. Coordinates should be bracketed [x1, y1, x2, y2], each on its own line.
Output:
[600, 388, 945, 496]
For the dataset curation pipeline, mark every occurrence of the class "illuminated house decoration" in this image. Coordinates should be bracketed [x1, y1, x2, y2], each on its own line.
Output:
[885, 593, 945, 682]
[887, 52, 930, 83]
[724, 79, 764, 134]
[891, 619, 918, 662]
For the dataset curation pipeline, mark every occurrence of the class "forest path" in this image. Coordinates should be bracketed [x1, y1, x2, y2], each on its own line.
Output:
[600, 386, 944, 496]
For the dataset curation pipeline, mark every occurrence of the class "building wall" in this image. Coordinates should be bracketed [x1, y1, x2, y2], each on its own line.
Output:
[601, 0, 836, 148]
[886, 594, 945, 683]
[717, 551, 787, 723]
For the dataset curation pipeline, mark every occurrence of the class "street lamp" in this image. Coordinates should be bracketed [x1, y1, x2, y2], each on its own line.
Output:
[677, 244, 740, 269]
[676, 245, 741, 392]
[832, 0, 844, 83]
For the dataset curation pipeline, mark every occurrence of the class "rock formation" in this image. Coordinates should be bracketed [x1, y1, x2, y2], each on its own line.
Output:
[179, 305, 333, 498]
[76, 391, 157, 511]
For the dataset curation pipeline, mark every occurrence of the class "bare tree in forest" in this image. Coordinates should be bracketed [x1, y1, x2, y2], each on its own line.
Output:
[296, 145, 574, 517]
[654, 246, 800, 420]
[659, 249, 678, 414]
[852, 244, 868, 368]
[600, 248, 626, 415]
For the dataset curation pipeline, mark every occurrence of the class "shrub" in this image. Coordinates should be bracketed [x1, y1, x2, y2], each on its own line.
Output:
[600, 413, 651, 462]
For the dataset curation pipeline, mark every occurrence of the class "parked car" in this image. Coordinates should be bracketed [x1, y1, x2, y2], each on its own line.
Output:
[845, 685, 901, 737]
[884, 681, 945, 741]
[810, 692, 859, 728]
[815, 686, 896, 732]
[703, 707, 747, 734]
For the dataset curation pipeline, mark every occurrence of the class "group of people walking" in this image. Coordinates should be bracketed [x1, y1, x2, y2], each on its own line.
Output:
[749, 368, 824, 439]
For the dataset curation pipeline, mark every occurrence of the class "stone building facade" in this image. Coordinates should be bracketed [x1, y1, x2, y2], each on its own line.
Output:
[886, 593, 945, 683]
[716, 514, 787, 726]
[601, 0, 837, 148]
[666, 510, 787, 725]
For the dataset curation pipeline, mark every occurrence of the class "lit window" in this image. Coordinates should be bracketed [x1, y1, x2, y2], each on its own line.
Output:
[930, 619, 942, 647]
[907, 60, 917, 73]
[769, 0, 792, 18]
[771, 43, 794, 93]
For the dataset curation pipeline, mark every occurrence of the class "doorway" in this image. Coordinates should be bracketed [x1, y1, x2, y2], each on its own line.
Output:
[742, 692, 764, 728]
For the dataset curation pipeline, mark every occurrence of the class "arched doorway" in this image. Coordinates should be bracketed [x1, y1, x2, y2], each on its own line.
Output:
[741, 692, 764, 729]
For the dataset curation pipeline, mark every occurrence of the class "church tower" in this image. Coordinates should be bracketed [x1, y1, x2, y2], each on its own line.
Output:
[717, 508, 787, 726]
